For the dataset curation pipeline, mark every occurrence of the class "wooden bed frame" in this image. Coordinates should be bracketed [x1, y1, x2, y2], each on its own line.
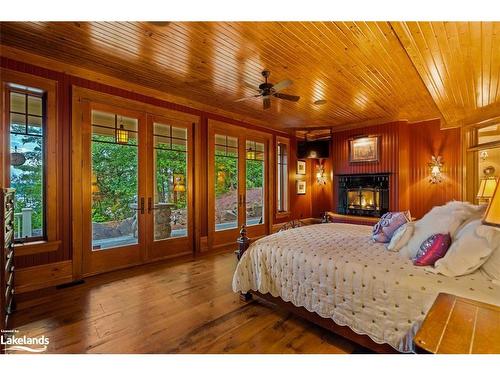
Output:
[235, 225, 398, 354]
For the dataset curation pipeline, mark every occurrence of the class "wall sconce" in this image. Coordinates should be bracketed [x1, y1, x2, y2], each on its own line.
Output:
[316, 160, 327, 185]
[479, 150, 489, 161]
[428, 156, 443, 184]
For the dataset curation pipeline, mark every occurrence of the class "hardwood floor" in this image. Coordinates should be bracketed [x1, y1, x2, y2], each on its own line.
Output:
[10, 252, 361, 354]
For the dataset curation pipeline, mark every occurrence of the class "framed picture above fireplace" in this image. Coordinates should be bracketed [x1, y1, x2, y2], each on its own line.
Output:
[349, 136, 380, 163]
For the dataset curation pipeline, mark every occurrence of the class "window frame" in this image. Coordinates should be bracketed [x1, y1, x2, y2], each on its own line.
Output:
[1, 69, 60, 253]
[275, 136, 290, 217]
[463, 123, 500, 203]
[7, 87, 47, 242]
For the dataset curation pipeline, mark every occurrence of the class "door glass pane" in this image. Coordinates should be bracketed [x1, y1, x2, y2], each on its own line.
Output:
[215, 134, 238, 231]
[246, 140, 265, 226]
[91, 110, 139, 250]
[154, 123, 188, 240]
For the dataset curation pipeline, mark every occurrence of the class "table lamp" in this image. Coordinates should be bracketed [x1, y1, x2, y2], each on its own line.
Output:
[483, 182, 500, 228]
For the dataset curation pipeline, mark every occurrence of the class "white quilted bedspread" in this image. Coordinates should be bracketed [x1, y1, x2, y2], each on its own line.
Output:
[232, 223, 500, 353]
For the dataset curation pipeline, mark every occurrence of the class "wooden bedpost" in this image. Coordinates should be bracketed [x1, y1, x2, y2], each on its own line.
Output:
[235, 225, 252, 302]
[236, 225, 250, 260]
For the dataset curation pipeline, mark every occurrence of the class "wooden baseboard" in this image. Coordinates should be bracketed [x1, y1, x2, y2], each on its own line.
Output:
[200, 236, 209, 252]
[15, 260, 73, 294]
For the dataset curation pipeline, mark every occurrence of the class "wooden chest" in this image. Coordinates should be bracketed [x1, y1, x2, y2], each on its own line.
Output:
[1, 188, 15, 353]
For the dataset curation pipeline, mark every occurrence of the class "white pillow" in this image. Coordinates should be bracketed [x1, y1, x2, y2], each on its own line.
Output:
[453, 203, 488, 233]
[481, 229, 500, 281]
[430, 219, 500, 276]
[387, 222, 414, 252]
[400, 201, 483, 259]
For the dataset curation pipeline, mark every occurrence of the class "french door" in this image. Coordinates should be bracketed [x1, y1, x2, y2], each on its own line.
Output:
[146, 114, 193, 261]
[75, 94, 194, 276]
[208, 121, 271, 249]
[81, 102, 148, 275]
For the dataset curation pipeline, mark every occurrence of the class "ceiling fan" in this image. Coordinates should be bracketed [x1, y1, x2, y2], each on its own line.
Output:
[235, 70, 300, 110]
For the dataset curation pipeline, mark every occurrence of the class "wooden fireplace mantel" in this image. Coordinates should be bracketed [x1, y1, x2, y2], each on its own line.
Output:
[325, 212, 379, 226]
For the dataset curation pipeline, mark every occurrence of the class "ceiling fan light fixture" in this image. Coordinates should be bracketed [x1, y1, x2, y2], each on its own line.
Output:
[235, 70, 300, 110]
[313, 99, 327, 105]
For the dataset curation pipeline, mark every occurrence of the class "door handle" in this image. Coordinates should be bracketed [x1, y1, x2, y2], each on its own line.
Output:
[132, 197, 145, 214]
[147, 197, 158, 213]
[239, 194, 246, 206]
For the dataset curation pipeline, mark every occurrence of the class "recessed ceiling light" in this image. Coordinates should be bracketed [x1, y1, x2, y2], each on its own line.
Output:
[313, 99, 327, 105]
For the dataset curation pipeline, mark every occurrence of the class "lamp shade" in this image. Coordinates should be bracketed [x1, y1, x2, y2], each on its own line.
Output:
[174, 184, 186, 192]
[477, 176, 499, 199]
[483, 182, 500, 227]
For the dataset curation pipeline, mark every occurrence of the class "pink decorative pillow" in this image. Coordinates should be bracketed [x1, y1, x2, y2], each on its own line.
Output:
[414, 233, 451, 266]
[372, 211, 411, 243]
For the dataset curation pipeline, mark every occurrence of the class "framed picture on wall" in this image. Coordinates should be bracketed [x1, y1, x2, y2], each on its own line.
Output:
[296, 180, 306, 195]
[297, 160, 306, 175]
[349, 136, 380, 163]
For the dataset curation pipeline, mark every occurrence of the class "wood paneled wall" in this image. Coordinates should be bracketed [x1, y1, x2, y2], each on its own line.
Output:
[311, 158, 334, 218]
[330, 119, 462, 219]
[331, 121, 408, 212]
[288, 139, 313, 221]
[408, 119, 462, 218]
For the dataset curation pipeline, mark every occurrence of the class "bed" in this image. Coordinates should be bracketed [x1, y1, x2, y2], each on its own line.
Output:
[232, 223, 500, 353]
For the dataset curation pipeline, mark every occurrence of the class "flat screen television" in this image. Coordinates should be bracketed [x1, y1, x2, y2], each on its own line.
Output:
[297, 140, 330, 159]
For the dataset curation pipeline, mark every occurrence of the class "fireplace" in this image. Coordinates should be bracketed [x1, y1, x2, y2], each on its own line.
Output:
[337, 174, 390, 217]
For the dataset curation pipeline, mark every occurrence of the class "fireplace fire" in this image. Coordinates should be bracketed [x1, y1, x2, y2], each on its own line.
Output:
[337, 174, 389, 217]
[347, 188, 380, 211]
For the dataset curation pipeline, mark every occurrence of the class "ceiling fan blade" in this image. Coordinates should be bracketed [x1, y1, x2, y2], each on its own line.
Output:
[263, 96, 271, 110]
[274, 93, 300, 102]
[272, 79, 293, 92]
[234, 94, 262, 102]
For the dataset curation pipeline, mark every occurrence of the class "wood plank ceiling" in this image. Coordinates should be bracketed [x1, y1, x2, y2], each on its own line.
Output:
[0, 22, 498, 131]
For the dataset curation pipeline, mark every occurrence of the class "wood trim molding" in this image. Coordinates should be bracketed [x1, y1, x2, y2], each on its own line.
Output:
[1, 67, 61, 253]
[15, 260, 73, 294]
[275, 136, 291, 218]
[72, 86, 200, 125]
[14, 240, 61, 257]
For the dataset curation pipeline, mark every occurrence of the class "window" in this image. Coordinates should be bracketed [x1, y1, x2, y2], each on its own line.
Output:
[464, 123, 500, 204]
[477, 124, 500, 203]
[277, 138, 289, 213]
[8, 85, 46, 242]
